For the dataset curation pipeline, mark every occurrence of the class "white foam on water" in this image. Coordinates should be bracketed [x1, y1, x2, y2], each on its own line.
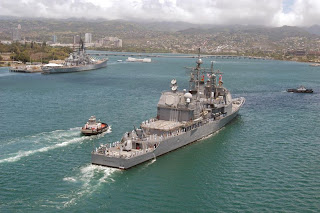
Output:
[0, 136, 87, 164]
[0, 72, 14, 78]
[63, 177, 77, 182]
[62, 164, 120, 207]
[69, 127, 82, 131]
[107, 62, 118, 65]
[139, 155, 157, 171]
[198, 127, 225, 141]
[0, 126, 112, 164]
[1, 127, 82, 148]
[146, 158, 157, 167]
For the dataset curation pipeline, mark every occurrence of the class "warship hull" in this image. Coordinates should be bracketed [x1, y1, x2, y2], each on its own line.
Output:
[287, 88, 313, 93]
[91, 98, 244, 169]
[42, 60, 107, 74]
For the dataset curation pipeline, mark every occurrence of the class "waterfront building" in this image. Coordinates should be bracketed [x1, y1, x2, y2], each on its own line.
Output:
[115, 39, 122, 47]
[73, 35, 80, 44]
[295, 49, 306, 56]
[52, 35, 57, 43]
[12, 24, 21, 41]
[85, 33, 92, 43]
[97, 37, 122, 48]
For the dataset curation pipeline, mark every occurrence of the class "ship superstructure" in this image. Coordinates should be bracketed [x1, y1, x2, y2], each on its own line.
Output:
[92, 50, 245, 169]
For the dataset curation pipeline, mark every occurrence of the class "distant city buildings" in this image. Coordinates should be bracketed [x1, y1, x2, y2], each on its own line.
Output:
[295, 49, 306, 56]
[52, 35, 57, 44]
[47, 34, 123, 49]
[43, 32, 124, 49]
[97, 37, 122, 48]
[73, 35, 80, 44]
[285, 49, 308, 56]
[12, 24, 21, 41]
[85, 33, 92, 43]
[115, 39, 122, 48]
[0, 40, 12, 45]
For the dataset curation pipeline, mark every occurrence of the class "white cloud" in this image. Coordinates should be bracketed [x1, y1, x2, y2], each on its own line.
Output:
[272, 0, 320, 26]
[0, 0, 319, 26]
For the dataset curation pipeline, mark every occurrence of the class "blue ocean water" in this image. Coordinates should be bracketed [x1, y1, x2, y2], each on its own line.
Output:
[0, 55, 320, 212]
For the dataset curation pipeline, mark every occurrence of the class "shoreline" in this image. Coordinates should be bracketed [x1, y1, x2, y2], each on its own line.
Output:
[89, 48, 320, 64]
[2, 50, 320, 67]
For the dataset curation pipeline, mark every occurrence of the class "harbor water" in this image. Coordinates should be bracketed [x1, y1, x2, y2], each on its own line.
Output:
[0, 54, 320, 212]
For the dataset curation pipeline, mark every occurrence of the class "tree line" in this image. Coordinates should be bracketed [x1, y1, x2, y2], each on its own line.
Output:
[0, 42, 72, 63]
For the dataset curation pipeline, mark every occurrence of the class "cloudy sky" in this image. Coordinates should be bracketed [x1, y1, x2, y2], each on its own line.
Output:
[0, 0, 319, 26]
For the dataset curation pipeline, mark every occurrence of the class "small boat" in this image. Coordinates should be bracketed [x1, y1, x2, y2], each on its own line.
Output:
[126, 57, 151, 63]
[117, 60, 123, 62]
[81, 116, 109, 136]
[287, 86, 313, 93]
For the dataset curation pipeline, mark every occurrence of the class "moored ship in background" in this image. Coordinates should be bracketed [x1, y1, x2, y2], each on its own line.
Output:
[287, 85, 313, 93]
[42, 39, 108, 74]
[92, 50, 245, 169]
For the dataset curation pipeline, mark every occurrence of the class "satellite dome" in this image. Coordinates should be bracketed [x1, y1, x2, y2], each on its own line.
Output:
[165, 95, 175, 106]
[184, 92, 192, 99]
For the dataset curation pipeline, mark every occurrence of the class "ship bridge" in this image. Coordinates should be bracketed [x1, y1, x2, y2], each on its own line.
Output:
[157, 90, 196, 122]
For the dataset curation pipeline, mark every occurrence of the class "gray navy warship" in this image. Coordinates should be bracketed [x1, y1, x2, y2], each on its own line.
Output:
[42, 39, 107, 74]
[92, 52, 245, 169]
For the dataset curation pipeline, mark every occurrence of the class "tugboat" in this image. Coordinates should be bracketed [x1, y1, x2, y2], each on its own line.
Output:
[91, 49, 245, 169]
[81, 116, 109, 136]
[287, 86, 313, 93]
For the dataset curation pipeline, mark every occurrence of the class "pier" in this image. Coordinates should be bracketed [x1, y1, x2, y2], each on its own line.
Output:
[9, 65, 43, 73]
